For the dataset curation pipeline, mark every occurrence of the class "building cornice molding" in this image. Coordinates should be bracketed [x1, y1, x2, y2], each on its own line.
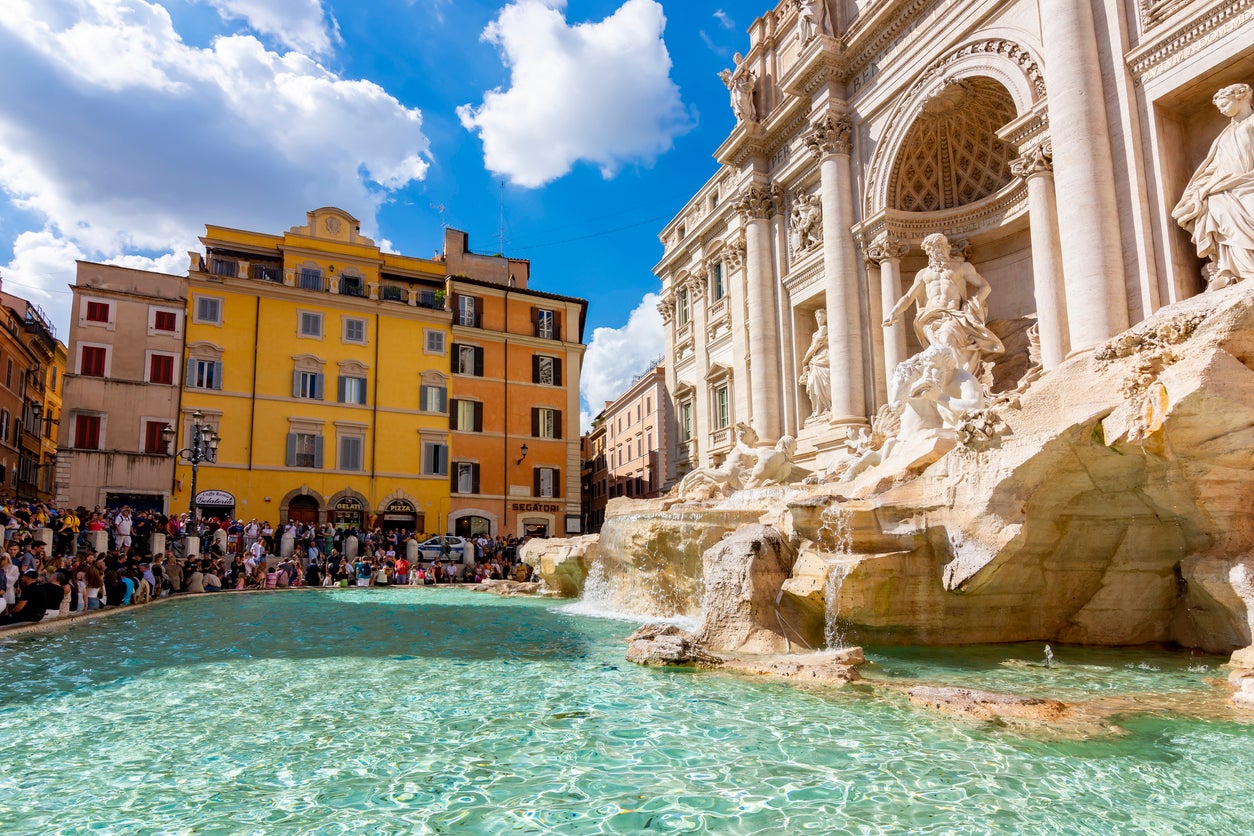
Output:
[1126, 0, 1254, 83]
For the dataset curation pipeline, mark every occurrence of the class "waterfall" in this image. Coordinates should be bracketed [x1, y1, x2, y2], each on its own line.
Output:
[819, 505, 854, 650]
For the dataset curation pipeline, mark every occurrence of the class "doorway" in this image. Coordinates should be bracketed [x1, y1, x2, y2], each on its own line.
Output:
[287, 495, 320, 525]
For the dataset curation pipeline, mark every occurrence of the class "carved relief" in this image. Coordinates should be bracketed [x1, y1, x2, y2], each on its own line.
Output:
[865, 235, 909, 264]
[789, 191, 823, 256]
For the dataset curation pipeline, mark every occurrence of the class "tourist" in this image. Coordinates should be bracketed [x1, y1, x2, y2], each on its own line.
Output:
[0, 552, 15, 607]
[0, 571, 47, 624]
[186, 562, 206, 594]
[84, 564, 104, 610]
[203, 566, 222, 593]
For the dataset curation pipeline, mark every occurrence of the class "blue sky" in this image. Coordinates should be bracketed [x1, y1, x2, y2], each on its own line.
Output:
[0, 0, 769, 427]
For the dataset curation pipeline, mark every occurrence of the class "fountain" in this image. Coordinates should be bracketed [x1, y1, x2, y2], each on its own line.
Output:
[1045, 644, 1055, 670]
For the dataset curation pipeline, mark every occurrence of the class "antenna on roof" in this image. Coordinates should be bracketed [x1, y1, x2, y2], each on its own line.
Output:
[429, 203, 447, 229]
[497, 181, 506, 256]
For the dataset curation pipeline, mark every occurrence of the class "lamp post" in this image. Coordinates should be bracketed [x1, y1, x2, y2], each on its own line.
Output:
[162, 411, 219, 534]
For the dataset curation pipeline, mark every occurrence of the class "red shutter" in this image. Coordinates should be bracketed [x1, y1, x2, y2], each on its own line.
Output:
[150, 354, 173, 385]
[75, 415, 101, 449]
[81, 346, 106, 377]
[144, 421, 166, 454]
[154, 311, 176, 331]
[473, 296, 484, 327]
[86, 301, 109, 322]
[553, 310, 563, 340]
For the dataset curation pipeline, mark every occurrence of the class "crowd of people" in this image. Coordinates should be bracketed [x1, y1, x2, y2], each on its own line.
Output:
[0, 500, 536, 628]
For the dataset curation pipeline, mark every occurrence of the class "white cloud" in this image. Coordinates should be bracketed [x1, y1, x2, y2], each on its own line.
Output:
[580, 292, 663, 432]
[458, 0, 693, 188]
[713, 9, 734, 30]
[0, 0, 431, 330]
[205, 0, 341, 56]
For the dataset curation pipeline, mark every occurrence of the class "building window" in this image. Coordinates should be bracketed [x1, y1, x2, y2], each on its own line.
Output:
[144, 420, 168, 455]
[299, 311, 323, 338]
[420, 384, 447, 413]
[148, 353, 175, 385]
[74, 414, 102, 450]
[4, 359, 11, 388]
[299, 268, 323, 291]
[154, 310, 178, 332]
[532, 407, 561, 439]
[188, 359, 222, 390]
[676, 288, 690, 326]
[533, 355, 562, 386]
[450, 399, 482, 432]
[49, 367, 57, 393]
[452, 343, 483, 376]
[456, 295, 480, 328]
[680, 401, 693, 441]
[711, 262, 725, 300]
[535, 308, 557, 339]
[286, 432, 323, 468]
[0, 410, 8, 444]
[454, 461, 479, 494]
[425, 330, 446, 354]
[338, 375, 367, 405]
[80, 345, 107, 377]
[422, 441, 448, 476]
[86, 301, 110, 322]
[194, 296, 223, 325]
[341, 317, 365, 344]
[294, 371, 324, 400]
[714, 385, 730, 430]
[339, 435, 363, 471]
[339, 275, 364, 297]
[535, 467, 560, 498]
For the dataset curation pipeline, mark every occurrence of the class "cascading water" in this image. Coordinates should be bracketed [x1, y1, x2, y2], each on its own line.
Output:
[562, 509, 761, 627]
[819, 505, 854, 650]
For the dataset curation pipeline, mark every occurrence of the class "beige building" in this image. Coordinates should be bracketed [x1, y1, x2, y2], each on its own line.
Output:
[586, 363, 671, 517]
[57, 262, 187, 511]
[655, 0, 1251, 473]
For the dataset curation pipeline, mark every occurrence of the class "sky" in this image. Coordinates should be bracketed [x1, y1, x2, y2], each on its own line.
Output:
[0, 0, 771, 431]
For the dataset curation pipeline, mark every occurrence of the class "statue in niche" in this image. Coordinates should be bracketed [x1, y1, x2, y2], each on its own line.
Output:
[795, 0, 830, 43]
[789, 192, 822, 255]
[1172, 83, 1254, 291]
[798, 308, 831, 420]
[675, 423, 807, 499]
[883, 233, 1003, 378]
[719, 54, 757, 123]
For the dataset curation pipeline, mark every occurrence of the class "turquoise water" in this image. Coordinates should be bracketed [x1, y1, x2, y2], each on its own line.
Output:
[1, 589, 1251, 834]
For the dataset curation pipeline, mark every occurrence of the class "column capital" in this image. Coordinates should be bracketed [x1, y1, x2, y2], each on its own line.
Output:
[1010, 141, 1053, 179]
[724, 236, 747, 270]
[656, 293, 674, 324]
[735, 184, 778, 221]
[864, 234, 909, 264]
[686, 271, 707, 301]
[804, 111, 852, 159]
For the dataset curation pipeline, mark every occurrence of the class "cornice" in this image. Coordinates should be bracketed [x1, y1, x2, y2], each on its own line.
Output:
[1126, 0, 1254, 83]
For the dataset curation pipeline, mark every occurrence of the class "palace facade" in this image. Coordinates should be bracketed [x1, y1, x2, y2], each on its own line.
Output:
[655, 0, 1251, 479]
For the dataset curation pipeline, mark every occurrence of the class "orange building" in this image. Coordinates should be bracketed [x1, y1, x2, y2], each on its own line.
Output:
[442, 229, 587, 539]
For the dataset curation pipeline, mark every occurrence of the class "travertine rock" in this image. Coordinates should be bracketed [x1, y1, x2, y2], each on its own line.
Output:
[696, 524, 798, 654]
[625, 624, 723, 667]
[520, 534, 599, 598]
[907, 686, 1070, 722]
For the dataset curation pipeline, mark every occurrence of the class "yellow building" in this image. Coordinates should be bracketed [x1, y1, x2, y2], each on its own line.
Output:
[178, 207, 453, 533]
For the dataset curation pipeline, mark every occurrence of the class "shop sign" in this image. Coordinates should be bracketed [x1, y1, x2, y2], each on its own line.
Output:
[384, 499, 415, 514]
[335, 497, 364, 511]
[195, 489, 235, 506]
[510, 503, 559, 513]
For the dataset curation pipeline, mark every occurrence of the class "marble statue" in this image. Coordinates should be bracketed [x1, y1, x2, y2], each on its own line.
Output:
[890, 345, 986, 441]
[1172, 83, 1254, 290]
[743, 436, 801, 488]
[676, 423, 760, 499]
[795, 0, 830, 43]
[719, 54, 757, 123]
[883, 233, 1004, 377]
[798, 308, 831, 419]
[789, 192, 822, 255]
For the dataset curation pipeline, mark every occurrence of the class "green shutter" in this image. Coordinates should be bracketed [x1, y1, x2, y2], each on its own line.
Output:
[285, 433, 297, 467]
[313, 436, 324, 468]
[292, 371, 301, 398]
[337, 375, 346, 403]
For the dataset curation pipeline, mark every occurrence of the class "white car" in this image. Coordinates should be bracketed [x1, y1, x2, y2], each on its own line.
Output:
[415, 536, 470, 562]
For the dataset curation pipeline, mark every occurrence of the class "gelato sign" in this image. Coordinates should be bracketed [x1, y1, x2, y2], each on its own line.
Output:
[195, 489, 235, 506]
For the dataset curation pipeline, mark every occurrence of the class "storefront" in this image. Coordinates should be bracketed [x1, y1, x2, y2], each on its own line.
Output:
[511, 502, 558, 538]
[332, 496, 365, 530]
[380, 498, 421, 533]
[194, 489, 236, 523]
[454, 515, 492, 539]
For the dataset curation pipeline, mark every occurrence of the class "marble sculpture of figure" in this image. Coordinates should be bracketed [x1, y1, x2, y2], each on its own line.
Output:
[796, 0, 829, 43]
[789, 193, 822, 254]
[798, 308, 831, 419]
[676, 423, 760, 499]
[883, 232, 1003, 377]
[719, 54, 757, 123]
[890, 345, 986, 442]
[1172, 83, 1254, 290]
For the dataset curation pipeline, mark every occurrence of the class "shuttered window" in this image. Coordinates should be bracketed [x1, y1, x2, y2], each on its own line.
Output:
[286, 433, 323, 468]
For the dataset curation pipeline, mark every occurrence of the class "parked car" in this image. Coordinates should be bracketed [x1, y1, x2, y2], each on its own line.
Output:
[415, 536, 470, 562]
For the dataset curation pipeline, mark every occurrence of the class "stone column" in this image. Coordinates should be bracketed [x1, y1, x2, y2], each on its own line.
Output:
[656, 293, 679, 469]
[805, 112, 867, 426]
[1039, 0, 1129, 352]
[736, 185, 782, 442]
[150, 532, 167, 557]
[279, 532, 295, 558]
[771, 203, 797, 436]
[867, 236, 909, 388]
[344, 535, 359, 560]
[1011, 142, 1070, 369]
[183, 534, 200, 559]
[87, 530, 109, 554]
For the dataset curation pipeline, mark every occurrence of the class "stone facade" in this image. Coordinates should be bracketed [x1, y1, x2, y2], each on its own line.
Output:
[655, 0, 1253, 479]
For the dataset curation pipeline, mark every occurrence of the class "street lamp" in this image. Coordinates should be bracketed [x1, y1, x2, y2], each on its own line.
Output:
[163, 410, 219, 531]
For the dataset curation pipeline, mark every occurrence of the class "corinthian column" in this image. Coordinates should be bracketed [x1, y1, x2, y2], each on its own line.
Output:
[1040, 0, 1129, 352]
[805, 112, 867, 426]
[866, 235, 909, 387]
[735, 185, 782, 442]
[1010, 142, 1070, 368]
